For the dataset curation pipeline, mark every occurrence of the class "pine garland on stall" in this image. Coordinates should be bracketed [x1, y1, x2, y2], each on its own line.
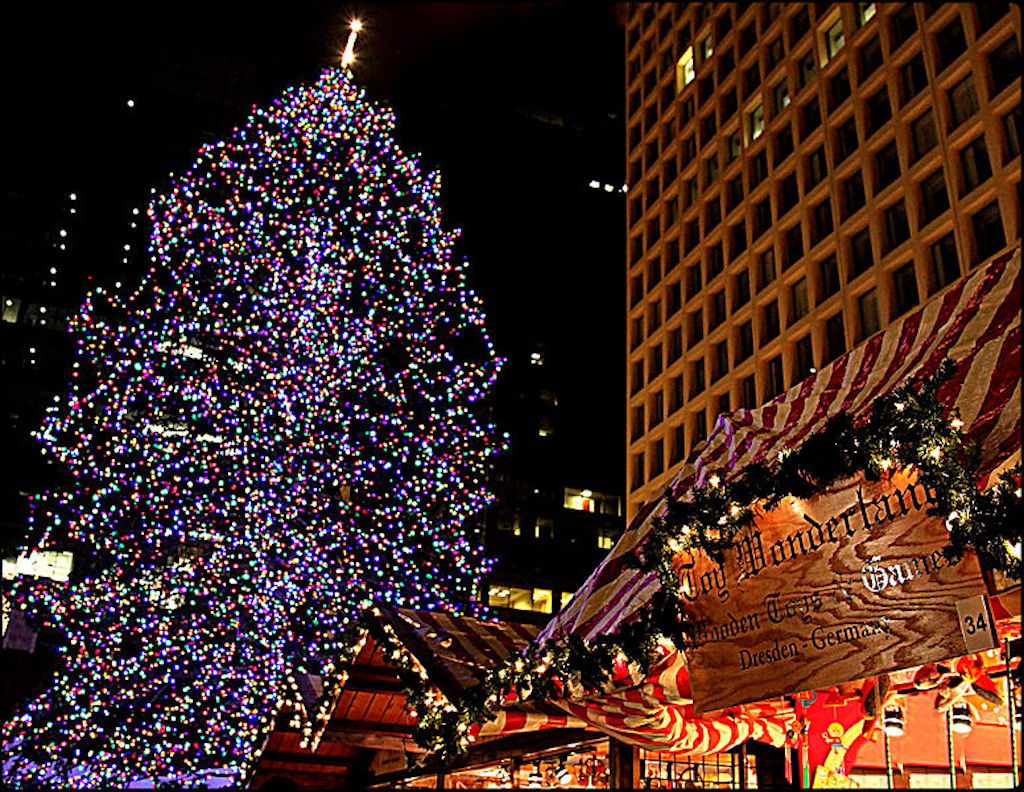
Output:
[411, 360, 1020, 761]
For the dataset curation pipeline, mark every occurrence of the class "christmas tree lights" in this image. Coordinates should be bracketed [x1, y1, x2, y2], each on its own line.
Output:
[2, 67, 502, 787]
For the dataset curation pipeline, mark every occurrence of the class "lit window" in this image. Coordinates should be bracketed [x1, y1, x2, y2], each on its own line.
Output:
[699, 35, 714, 62]
[597, 528, 616, 550]
[564, 488, 595, 512]
[534, 517, 555, 540]
[2, 296, 21, 323]
[2, 550, 74, 582]
[970, 773, 1016, 788]
[532, 588, 553, 614]
[908, 775, 952, 789]
[728, 132, 741, 162]
[848, 773, 888, 789]
[824, 18, 845, 61]
[773, 81, 790, 113]
[487, 585, 510, 606]
[748, 103, 765, 142]
[676, 46, 695, 92]
[488, 585, 551, 613]
[856, 3, 876, 27]
[559, 591, 574, 609]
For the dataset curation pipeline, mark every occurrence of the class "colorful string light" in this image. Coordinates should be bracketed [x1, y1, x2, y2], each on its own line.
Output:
[2, 66, 502, 787]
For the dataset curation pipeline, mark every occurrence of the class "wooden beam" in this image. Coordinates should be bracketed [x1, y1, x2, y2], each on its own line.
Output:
[344, 671, 407, 695]
[368, 727, 600, 786]
[320, 723, 423, 754]
[457, 728, 599, 769]
[271, 715, 424, 754]
[252, 767, 351, 787]
[260, 750, 354, 769]
[320, 730, 421, 754]
[326, 718, 412, 737]
[608, 738, 639, 789]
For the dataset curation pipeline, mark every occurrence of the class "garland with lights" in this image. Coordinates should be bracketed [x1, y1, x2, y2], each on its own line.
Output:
[637, 358, 1021, 583]
[411, 359, 1021, 762]
[2, 67, 503, 788]
[362, 600, 687, 763]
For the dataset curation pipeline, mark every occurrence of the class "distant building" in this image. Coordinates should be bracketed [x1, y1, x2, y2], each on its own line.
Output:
[477, 344, 624, 622]
[625, 1, 1021, 519]
[0, 188, 79, 542]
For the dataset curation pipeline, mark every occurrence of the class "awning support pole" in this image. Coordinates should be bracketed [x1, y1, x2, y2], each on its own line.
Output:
[884, 728, 893, 788]
[945, 709, 956, 789]
[1006, 636, 1019, 789]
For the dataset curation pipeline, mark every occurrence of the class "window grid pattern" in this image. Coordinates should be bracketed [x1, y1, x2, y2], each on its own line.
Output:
[625, 2, 1021, 517]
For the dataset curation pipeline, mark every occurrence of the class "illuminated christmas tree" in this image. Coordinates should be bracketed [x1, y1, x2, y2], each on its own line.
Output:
[2, 67, 501, 787]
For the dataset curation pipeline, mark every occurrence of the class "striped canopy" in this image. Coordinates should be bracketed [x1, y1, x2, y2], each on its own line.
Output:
[375, 607, 590, 740]
[534, 245, 1021, 752]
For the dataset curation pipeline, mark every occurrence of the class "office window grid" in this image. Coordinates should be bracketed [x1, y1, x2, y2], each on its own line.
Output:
[625, 2, 1020, 516]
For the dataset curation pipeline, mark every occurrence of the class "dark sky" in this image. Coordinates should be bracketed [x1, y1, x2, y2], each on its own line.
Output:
[4, 1, 626, 490]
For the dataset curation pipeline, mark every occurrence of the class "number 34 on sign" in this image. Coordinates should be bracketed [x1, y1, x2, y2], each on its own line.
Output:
[956, 594, 997, 653]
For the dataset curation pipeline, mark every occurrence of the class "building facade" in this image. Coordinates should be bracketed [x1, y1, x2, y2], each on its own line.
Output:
[478, 344, 624, 622]
[625, 1, 1021, 518]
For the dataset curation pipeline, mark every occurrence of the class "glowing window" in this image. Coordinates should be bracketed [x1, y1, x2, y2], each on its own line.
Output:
[676, 46, 696, 92]
[908, 775, 951, 789]
[2, 296, 21, 323]
[699, 35, 714, 62]
[747, 104, 765, 142]
[532, 588, 553, 614]
[970, 773, 1016, 789]
[824, 18, 845, 61]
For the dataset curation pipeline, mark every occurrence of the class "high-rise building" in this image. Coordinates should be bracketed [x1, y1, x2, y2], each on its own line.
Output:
[479, 343, 624, 623]
[624, 2, 1021, 518]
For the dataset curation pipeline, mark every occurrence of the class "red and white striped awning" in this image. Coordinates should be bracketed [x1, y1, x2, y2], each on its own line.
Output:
[374, 607, 590, 739]
[380, 607, 542, 699]
[555, 647, 797, 754]
[534, 245, 1021, 752]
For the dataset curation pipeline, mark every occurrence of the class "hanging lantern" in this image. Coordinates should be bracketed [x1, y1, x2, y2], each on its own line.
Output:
[950, 703, 973, 734]
[883, 705, 905, 737]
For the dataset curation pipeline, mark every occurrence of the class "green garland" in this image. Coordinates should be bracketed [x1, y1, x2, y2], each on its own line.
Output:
[637, 358, 1021, 581]
[363, 599, 689, 763]
[381, 360, 1021, 762]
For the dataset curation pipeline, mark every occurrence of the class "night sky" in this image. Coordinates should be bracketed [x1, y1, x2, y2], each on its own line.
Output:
[4, 1, 626, 490]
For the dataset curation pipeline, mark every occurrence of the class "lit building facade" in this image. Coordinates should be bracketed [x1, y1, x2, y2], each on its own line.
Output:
[625, 1, 1021, 518]
[479, 345, 624, 621]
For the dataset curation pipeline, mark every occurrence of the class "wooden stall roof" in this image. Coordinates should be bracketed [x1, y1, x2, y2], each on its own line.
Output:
[252, 608, 593, 789]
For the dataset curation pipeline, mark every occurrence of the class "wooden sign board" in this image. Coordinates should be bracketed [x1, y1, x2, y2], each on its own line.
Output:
[683, 470, 993, 714]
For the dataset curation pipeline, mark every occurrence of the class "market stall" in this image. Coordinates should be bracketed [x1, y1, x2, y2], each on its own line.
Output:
[253, 607, 603, 788]
[442, 246, 1021, 787]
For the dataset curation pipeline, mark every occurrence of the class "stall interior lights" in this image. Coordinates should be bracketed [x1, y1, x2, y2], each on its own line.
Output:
[882, 705, 905, 737]
[527, 762, 543, 788]
[950, 703, 973, 734]
[555, 756, 571, 785]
